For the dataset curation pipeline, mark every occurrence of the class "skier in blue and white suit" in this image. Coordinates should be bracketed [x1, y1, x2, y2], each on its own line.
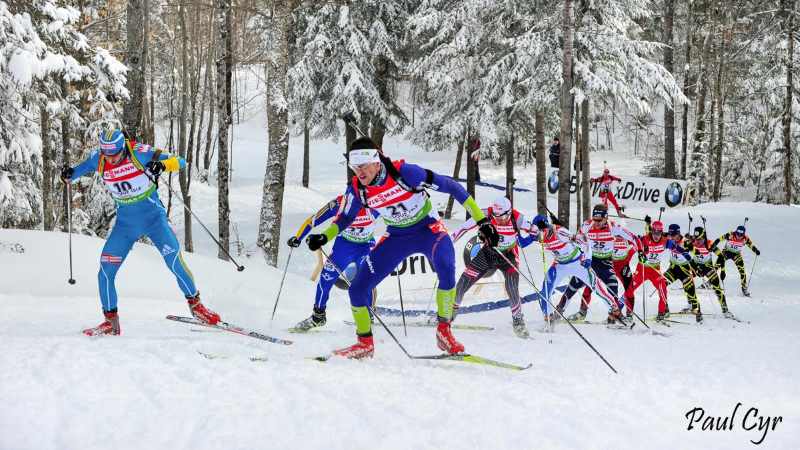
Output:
[287, 194, 379, 331]
[61, 129, 220, 336]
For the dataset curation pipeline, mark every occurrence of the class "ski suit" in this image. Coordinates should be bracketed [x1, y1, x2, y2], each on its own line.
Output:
[292, 196, 378, 310]
[323, 160, 486, 337]
[663, 237, 700, 313]
[452, 208, 537, 321]
[68, 144, 196, 312]
[591, 173, 623, 215]
[711, 232, 760, 290]
[623, 233, 674, 315]
[537, 225, 618, 315]
[686, 238, 728, 312]
[558, 219, 639, 313]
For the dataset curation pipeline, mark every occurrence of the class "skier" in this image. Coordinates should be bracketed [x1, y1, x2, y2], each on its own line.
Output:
[711, 225, 761, 296]
[286, 195, 379, 331]
[530, 215, 619, 327]
[685, 227, 732, 317]
[451, 196, 538, 338]
[305, 137, 498, 359]
[556, 204, 639, 323]
[664, 224, 702, 323]
[60, 129, 219, 336]
[622, 217, 672, 321]
[591, 168, 624, 216]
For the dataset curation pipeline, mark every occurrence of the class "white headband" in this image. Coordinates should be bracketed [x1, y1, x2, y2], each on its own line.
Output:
[349, 149, 380, 166]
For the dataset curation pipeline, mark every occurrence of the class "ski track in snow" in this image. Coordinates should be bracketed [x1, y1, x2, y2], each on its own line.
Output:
[3, 109, 800, 449]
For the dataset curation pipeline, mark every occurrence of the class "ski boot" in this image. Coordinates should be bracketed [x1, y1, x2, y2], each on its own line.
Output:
[741, 286, 751, 297]
[83, 309, 120, 336]
[512, 316, 530, 339]
[695, 311, 704, 323]
[607, 308, 623, 325]
[723, 311, 736, 319]
[333, 334, 374, 359]
[655, 312, 667, 322]
[291, 307, 326, 332]
[680, 305, 693, 314]
[187, 294, 220, 325]
[436, 321, 465, 354]
[567, 309, 587, 322]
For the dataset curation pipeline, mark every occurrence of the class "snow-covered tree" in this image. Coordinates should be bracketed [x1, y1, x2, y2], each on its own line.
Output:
[0, 0, 126, 230]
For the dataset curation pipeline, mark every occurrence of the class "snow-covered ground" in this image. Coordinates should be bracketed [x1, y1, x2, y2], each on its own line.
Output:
[2, 104, 799, 449]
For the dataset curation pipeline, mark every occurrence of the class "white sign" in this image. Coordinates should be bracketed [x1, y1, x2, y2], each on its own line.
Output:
[547, 173, 686, 209]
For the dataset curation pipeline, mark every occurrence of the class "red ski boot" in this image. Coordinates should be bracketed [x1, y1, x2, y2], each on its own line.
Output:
[332, 334, 374, 359]
[187, 295, 220, 325]
[83, 310, 120, 336]
[436, 321, 464, 354]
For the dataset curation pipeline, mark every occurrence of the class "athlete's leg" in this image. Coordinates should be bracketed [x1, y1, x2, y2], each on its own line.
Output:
[146, 215, 198, 298]
[97, 221, 138, 312]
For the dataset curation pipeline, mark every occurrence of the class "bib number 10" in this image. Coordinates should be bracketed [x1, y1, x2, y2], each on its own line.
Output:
[113, 181, 133, 194]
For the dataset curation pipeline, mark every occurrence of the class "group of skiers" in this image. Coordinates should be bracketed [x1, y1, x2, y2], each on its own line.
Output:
[61, 129, 762, 360]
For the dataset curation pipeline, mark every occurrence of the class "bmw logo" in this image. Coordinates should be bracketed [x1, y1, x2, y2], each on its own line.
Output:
[665, 182, 683, 207]
[548, 172, 559, 193]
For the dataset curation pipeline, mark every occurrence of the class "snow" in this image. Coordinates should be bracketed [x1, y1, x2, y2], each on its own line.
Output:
[3, 80, 800, 450]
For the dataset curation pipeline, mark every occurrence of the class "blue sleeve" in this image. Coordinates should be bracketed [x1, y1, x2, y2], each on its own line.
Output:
[332, 185, 361, 231]
[294, 198, 339, 241]
[518, 234, 536, 248]
[70, 150, 101, 181]
[399, 162, 469, 203]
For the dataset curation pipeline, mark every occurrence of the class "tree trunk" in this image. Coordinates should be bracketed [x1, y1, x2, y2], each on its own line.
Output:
[712, 28, 727, 201]
[535, 111, 547, 215]
[688, 31, 712, 203]
[575, 103, 582, 224]
[41, 104, 54, 231]
[215, 0, 232, 261]
[444, 129, 466, 219]
[782, 0, 795, 204]
[466, 128, 476, 205]
[256, 0, 294, 267]
[178, 2, 193, 252]
[680, 0, 694, 179]
[60, 82, 70, 232]
[302, 120, 310, 188]
[345, 123, 356, 182]
[663, 0, 676, 178]
[123, 0, 147, 138]
[558, 0, 575, 226]
[506, 133, 514, 203]
[581, 98, 591, 219]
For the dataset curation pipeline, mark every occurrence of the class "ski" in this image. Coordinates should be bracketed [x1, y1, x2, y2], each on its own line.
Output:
[411, 353, 532, 371]
[166, 315, 293, 345]
[197, 350, 268, 362]
[344, 320, 494, 331]
[287, 327, 335, 334]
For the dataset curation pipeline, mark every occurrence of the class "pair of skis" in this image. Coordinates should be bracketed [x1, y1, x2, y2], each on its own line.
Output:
[167, 315, 529, 371]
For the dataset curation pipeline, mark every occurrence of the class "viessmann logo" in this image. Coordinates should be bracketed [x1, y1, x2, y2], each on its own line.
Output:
[369, 184, 405, 206]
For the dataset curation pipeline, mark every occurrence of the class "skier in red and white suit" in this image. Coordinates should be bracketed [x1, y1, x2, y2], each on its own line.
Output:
[591, 168, 624, 216]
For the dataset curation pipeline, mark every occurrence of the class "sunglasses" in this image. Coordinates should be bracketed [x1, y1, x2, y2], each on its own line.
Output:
[492, 211, 511, 218]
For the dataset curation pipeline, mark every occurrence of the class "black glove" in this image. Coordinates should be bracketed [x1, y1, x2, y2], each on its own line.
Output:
[621, 265, 631, 278]
[638, 250, 647, 263]
[287, 236, 301, 248]
[306, 234, 328, 251]
[644, 215, 652, 224]
[477, 218, 500, 247]
[146, 160, 165, 177]
[60, 166, 74, 182]
[753, 248, 761, 256]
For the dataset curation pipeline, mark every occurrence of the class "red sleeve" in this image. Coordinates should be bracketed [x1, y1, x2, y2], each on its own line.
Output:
[611, 175, 622, 182]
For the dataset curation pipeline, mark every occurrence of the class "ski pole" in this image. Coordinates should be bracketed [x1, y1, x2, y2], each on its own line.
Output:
[270, 246, 293, 322]
[688, 212, 693, 232]
[657, 206, 665, 221]
[318, 247, 414, 359]
[746, 254, 758, 292]
[66, 183, 76, 285]
[492, 248, 618, 374]
[395, 263, 408, 337]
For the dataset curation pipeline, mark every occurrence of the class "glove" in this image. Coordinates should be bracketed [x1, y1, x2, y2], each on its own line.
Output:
[638, 250, 647, 263]
[477, 218, 500, 247]
[60, 166, 74, 182]
[306, 234, 328, 251]
[146, 160, 165, 177]
[621, 265, 631, 278]
[753, 248, 761, 256]
[287, 236, 301, 248]
[644, 215, 652, 224]
[581, 258, 592, 269]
